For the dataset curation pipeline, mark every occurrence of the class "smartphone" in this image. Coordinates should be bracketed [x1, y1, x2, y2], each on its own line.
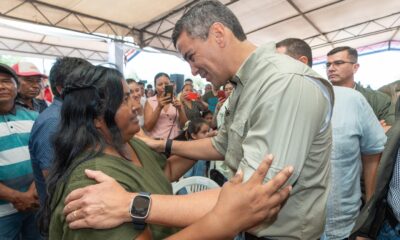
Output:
[186, 92, 199, 101]
[164, 85, 174, 102]
[217, 90, 226, 100]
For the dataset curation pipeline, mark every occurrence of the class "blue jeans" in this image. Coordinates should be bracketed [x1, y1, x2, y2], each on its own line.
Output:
[184, 160, 207, 178]
[378, 220, 400, 240]
[0, 212, 42, 240]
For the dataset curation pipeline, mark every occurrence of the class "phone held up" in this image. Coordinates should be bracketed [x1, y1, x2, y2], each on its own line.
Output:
[164, 85, 174, 103]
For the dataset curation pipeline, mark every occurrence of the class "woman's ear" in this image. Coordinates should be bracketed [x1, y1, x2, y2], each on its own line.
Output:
[190, 132, 198, 140]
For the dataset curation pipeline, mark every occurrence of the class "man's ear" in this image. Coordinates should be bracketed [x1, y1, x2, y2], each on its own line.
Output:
[353, 63, 360, 74]
[298, 56, 309, 66]
[209, 22, 226, 47]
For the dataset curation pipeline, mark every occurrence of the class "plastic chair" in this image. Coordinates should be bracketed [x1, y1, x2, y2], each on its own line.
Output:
[172, 176, 220, 194]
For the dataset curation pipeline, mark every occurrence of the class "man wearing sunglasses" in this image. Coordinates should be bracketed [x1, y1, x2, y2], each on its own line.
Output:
[326, 46, 394, 129]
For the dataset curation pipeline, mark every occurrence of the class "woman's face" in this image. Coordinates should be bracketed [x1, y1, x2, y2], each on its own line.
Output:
[224, 83, 234, 98]
[128, 82, 141, 103]
[114, 80, 141, 141]
[203, 113, 213, 126]
[155, 75, 171, 96]
[191, 123, 210, 140]
[182, 84, 193, 94]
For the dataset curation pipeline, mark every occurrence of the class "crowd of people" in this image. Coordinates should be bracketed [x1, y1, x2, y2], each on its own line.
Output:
[1, 0, 400, 240]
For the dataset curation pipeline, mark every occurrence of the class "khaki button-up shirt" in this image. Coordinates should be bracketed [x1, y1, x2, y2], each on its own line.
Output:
[211, 42, 334, 240]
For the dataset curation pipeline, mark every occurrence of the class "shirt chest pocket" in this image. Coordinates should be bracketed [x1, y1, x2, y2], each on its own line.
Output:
[227, 120, 247, 155]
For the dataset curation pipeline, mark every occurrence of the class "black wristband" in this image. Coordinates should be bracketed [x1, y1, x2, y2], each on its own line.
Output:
[165, 139, 173, 158]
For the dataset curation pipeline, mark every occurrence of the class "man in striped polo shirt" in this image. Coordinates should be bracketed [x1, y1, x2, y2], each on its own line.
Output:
[0, 63, 41, 239]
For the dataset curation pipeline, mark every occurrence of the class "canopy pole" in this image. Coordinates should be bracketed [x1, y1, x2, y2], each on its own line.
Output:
[108, 40, 125, 73]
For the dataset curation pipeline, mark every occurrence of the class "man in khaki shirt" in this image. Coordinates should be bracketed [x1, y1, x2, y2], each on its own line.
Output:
[61, 1, 333, 239]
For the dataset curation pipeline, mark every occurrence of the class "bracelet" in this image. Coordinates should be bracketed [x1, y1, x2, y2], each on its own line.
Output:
[165, 139, 173, 158]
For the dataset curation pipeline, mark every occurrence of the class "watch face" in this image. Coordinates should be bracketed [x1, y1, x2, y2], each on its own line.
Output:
[132, 195, 151, 218]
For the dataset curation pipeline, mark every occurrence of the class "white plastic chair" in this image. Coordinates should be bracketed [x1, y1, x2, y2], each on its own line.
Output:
[172, 176, 219, 194]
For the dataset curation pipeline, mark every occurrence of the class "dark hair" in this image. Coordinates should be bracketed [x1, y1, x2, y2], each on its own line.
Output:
[138, 81, 145, 86]
[175, 118, 209, 140]
[184, 78, 193, 83]
[181, 83, 193, 91]
[202, 110, 212, 118]
[38, 65, 125, 236]
[126, 78, 137, 84]
[276, 38, 313, 67]
[49, 57, 91, 97]
[327, 46, 358, 63]
[154, 72, 170, 94]
[172, 0, 246, 48]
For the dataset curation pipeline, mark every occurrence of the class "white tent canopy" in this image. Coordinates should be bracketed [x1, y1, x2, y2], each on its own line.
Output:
[0, 0, 399, 59]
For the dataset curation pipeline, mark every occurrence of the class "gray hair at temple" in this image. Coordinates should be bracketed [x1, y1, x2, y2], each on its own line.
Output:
[276, 38, 313, 67]
[172, 0, 246, 48]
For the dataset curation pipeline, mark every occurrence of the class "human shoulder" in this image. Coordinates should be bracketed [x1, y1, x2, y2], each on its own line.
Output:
[15, 105, 38, 120]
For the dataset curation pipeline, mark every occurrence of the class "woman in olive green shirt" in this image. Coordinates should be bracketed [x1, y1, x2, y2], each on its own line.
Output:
[38, 64, 293, 240]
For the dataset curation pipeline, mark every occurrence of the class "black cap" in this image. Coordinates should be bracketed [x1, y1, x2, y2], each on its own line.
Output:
[0, 63, 19, 84]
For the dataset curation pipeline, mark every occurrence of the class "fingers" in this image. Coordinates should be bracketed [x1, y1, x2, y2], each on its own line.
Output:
[264, 166, 294, 195]
[265, 185, 292, 208]
[64, 187, 88, 206]
[247, 155, 273, 184]
[84, 169, 115, 183]
[229, 169, 244, 184]
[66, 209, 82, 225]
[69, 219, 90, 229]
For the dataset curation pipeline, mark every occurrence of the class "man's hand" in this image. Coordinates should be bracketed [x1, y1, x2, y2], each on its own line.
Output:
[11, 189, 39, 212]
[211, 155, 293, 234]
[64, 169, 133, 229]
[165, 155, 293, 240]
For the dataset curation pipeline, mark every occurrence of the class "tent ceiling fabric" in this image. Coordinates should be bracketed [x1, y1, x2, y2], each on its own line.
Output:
[0, 0, 399, 58]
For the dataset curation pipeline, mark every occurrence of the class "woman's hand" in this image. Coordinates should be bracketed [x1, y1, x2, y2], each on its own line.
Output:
[172, 98, 182, 110]
[157, 96, 172, 110]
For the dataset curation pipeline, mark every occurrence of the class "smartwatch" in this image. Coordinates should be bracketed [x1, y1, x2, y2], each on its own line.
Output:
[130, 192, 152, 230]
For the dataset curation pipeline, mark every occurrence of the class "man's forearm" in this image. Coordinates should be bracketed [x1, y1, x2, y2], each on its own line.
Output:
[0, 183, 20, 202]
[362, 153, 381, 201]
[170, 138, 224, 161]
[147, 188, 220, 227]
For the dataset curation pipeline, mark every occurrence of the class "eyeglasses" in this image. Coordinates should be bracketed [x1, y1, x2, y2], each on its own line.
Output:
[325, 60, 356, 68]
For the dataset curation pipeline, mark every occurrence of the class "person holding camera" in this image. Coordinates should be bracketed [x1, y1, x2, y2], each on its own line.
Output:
[180, 83, 208, 121]
[144, 72, 187, 139]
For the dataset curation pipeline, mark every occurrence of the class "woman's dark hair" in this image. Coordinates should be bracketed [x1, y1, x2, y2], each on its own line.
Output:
[175, 118, 208, 141]
[201, 110, 213, 118]
[153, 72, 170, 95]
[181, 83, 193, 92]
[38, 65, 125, 236]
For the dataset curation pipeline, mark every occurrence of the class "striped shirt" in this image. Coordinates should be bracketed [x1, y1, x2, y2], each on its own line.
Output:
[0, 106, 38, 217]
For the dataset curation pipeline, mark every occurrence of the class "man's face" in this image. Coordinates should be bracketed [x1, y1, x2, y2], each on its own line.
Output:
[0, 73, 17, 105]
[138, 84, 145, 97]
[176, 30, 229, 89]
[326, 50, 359, 86]
[18, 75, 42, 99]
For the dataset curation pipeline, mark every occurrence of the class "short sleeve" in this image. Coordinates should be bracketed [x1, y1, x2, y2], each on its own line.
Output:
[211, 122, 228, 156]
[358, 96, 387, 155]
[30, 117, 59, 170]
[62, 160, 141, 240]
